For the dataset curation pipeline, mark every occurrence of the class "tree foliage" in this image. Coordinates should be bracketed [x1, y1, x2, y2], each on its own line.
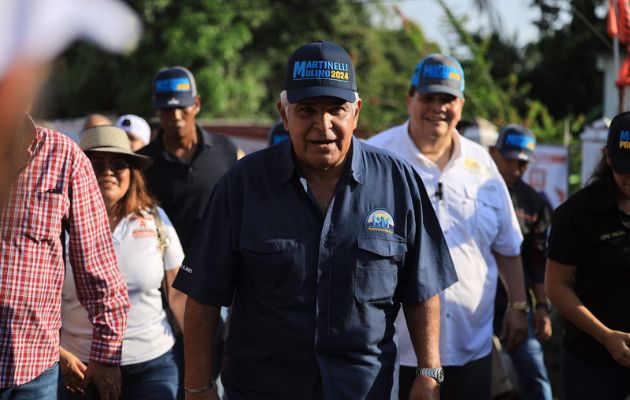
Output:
[43, 0, 440, 133]
[45, 0, 271, 120]
[523, 0, 608, 119]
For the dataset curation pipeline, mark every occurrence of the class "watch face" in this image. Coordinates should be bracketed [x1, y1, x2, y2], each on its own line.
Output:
[437, 368, 445, 383]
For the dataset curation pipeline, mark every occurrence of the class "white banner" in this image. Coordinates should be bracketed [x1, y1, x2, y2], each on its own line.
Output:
[522, 144, 569, 209]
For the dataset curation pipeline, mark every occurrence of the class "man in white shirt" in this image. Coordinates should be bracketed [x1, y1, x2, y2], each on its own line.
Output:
[368, 53, 528, 399]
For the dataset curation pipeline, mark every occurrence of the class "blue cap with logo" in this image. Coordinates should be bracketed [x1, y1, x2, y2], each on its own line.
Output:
[410, 53, 465, 99]
[152, 66, 198, 109]
[495, 124, 536, 162]
[283, 41, 357, 103]
[607, 111, 630, 174]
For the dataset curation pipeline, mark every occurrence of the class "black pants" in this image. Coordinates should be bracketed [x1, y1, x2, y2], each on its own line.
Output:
[398, 352, 492, 400]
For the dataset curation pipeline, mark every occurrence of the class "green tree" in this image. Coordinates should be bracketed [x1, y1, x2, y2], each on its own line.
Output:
[237, 1, 439, 132]
[523, 0, 608, 119]
[45, 0, 270, 119]
[434, 0, 571, 142]
[42, 0, 440, 135]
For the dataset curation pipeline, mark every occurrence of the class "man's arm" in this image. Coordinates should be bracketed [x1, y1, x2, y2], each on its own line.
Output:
[494, 252, 528, 351]
[184, 299, 221, 400]
[66, 153, 128, 400]
[532, 282, 552, 341]
[531, 200, 553, 341]
[404, 295, 441, 400]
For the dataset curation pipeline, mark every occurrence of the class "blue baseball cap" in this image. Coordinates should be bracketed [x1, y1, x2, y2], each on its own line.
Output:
[495, 124, 536, 162]
[607, 111, 630, 174]
[152, 66, 198, 109]
[410, 54, 465, 99]
[283, 41, 357, 103]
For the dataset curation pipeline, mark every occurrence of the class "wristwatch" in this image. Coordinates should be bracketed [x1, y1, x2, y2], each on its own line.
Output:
[508, 301, 531, 314]
[416, 367, 445, 384]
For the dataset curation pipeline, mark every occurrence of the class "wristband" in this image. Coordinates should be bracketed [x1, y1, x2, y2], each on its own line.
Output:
[184, 383, 215, 394]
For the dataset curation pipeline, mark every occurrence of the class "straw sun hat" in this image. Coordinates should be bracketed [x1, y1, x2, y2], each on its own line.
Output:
[79, 125, 153, 171]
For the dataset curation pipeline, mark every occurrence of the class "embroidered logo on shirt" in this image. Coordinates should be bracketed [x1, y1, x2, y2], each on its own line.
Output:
[366, 209, 395, 234]
[463, 158, 480, 171]
[599, 230, 626, 241]
[132, 229, 156, 239]
[181, 264, 193, 273]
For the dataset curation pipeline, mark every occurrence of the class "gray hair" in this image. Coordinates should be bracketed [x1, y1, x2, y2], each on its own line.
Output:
[279, 90, 360, 113]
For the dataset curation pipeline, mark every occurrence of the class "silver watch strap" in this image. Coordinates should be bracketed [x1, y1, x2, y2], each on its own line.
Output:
[416, 367, 445, 384]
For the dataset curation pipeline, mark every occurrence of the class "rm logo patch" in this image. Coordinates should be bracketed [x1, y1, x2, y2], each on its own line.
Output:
[366, 209, 395, 234]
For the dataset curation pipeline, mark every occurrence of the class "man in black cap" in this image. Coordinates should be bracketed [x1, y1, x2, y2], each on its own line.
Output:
[138, 66, 241, 398]
[139, 66, 241, 250]
[490, 124, 553, 400]
[173, 41, 458, 400]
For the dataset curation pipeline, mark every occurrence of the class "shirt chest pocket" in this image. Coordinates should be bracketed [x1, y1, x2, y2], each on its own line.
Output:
[447, 185, 477, 234]
[18, 191, 65, 242]
[239, 238, 305, 307]
[354, 236, 406, 304]
[473, 188, 502, 245]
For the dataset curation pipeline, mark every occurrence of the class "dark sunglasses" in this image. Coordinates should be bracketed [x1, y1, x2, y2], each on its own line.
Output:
[90, 158, 130, 174]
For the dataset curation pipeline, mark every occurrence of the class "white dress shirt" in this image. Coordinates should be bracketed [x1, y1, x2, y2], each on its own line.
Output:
[368, 121, 522, 366]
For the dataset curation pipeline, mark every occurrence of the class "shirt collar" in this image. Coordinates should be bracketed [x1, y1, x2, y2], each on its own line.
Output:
[156, 124, 210, 161]
[278, 136, 365, 185]
[404, 120, 462, 169]
[198, 125, 214, 148]
[16, 117, 43, 172]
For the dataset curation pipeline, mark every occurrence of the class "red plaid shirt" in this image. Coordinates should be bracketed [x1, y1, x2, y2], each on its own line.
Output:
[0, 122, 129, 387]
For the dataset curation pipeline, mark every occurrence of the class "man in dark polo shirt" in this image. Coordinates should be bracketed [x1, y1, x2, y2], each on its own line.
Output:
[139, 66, 240, 251]
[173, 41, 458, 400]
[138, 66, 240, 398]
[490, 124, 553, 400]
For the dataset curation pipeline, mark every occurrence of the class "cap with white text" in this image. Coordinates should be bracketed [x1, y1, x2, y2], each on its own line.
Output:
[410, 53, 465, 99]
[283, 41, 357, 103]
[495, 124, 536, 162]
[152, 66, 198, 109]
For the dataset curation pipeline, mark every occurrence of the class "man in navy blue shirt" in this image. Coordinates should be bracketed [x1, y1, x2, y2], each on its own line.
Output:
[173, 41, 457, 400]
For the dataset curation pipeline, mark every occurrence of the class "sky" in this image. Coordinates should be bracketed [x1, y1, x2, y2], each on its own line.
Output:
[396, 0, 544, 50]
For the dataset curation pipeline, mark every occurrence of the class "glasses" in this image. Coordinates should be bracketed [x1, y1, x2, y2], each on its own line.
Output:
[90, 158, 130, 174]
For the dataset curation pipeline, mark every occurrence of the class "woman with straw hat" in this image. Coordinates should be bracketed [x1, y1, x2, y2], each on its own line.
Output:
[59, 125, 186, 400]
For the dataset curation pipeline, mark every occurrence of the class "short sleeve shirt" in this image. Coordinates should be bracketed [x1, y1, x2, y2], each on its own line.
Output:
[61, 207, 184, 365]
[368, 121, 523, 367]
[548, 179, 630, 366]
[173, 137, 457, 400]
[138, 126, 238, 250]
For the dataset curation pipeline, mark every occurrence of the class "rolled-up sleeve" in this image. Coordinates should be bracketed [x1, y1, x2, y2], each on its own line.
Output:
[67, 154, 129, 365]
[397, 168, 458, 304]
[172, 176, 239, 306]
